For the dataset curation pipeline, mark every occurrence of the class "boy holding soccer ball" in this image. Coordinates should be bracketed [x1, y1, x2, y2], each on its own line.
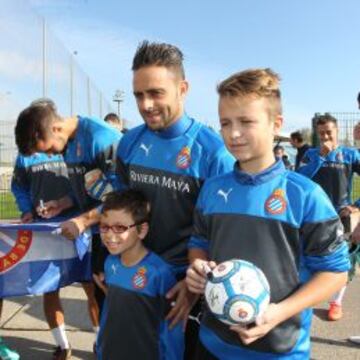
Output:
[186, 68, 350, 359]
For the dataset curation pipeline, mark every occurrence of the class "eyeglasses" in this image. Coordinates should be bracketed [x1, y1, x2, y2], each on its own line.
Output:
[99, 223, 140, 234]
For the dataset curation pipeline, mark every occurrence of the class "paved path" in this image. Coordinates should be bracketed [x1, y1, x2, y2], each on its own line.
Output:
[1, 275, 360, 359]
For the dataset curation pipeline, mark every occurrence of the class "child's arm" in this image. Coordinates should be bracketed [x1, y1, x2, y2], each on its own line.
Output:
[232, 182, 350, 344]
[230, 270, 347, 344]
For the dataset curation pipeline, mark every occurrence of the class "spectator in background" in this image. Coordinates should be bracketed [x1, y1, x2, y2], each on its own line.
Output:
[347, 92, 360, 345]
[298, 114, 360, 322]
[273, 144, 292, 169]
[290, 130, 310, 170]
[104, 112, 124, 133]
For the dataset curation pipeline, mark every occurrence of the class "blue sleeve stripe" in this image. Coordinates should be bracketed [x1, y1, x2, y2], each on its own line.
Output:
[304, 242, 350, 273]
[188, 236, 209, 251]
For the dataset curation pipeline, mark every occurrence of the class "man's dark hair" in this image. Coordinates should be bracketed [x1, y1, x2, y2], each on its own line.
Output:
[316, 113, 337, 127]
[30, 98, 57, 112]
[15, 104, 58, 155]
[357, 92, 360, 103]
[132, 40, 185, 79]
[290, 131, 304, 143]
[104, 113, 120, 123]
[102, 190, 151, 230]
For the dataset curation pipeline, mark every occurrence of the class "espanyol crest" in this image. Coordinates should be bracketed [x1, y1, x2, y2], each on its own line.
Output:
[132, 266, 147, 289]
[265, 189, 287, 215]
[0, 230, 32, 274]
[176, 146, 191, 169]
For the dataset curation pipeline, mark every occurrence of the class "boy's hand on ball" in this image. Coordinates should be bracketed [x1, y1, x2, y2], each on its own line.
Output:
[230, 303, 282, 344]
[186, 259, 216, 294]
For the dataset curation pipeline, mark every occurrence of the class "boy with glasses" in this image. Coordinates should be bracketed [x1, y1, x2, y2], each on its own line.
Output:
[97, 190, 183, 359]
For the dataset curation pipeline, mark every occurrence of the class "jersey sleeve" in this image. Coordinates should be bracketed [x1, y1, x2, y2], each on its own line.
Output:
[115, 137, 130, 191]
[11, 155, 32, 214]
[157, 266, 184, 360]
[297, 149, 325, 178]
[301, 184, 350, 273]
[92, 129, 122, 192]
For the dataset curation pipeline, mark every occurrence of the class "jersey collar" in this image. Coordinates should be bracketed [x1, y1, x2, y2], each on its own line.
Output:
[154, 113, 192, 139]
[234, 159, 286, 185]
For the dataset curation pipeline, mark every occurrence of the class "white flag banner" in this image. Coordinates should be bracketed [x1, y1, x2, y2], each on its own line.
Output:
[0, 222, 91, 297]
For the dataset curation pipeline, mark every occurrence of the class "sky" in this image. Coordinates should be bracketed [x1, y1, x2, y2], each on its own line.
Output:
[2, 0, 360, 132]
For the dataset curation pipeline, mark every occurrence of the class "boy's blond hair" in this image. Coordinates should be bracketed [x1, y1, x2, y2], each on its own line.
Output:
[217, 68, 282, 119]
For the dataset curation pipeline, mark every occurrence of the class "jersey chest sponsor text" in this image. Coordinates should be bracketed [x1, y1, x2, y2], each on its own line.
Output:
[322, 162, 347, 170]
[30, 161, 67, 173]
[129, 169, 193, 194]
[67, 165, 87, 176]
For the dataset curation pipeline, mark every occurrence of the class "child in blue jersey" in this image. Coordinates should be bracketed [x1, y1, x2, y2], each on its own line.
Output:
[186, 68, 350, 359]
[297, 114, 360, 321]
[97, 189, 184, 360]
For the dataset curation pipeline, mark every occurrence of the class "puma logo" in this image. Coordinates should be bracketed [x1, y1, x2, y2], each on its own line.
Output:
[140, 143, 152, 156]
[217, 188, 233, 203]
[111, 264, 117, 274]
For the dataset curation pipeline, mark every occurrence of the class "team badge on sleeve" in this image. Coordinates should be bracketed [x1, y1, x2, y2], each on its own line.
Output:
[176, 146, 191, 169]
[265, 189, 287, 215]
[132, 266, 147, 289]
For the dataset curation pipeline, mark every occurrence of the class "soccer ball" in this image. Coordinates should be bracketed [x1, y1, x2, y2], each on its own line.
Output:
[204, 259, 270, 325]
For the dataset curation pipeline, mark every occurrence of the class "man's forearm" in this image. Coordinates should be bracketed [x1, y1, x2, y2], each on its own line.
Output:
[75, 207, 101, 228]
[57, 195, 74, 212]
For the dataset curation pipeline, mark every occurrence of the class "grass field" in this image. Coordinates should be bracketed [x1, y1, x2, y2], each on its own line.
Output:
[0, 192, 20, 219]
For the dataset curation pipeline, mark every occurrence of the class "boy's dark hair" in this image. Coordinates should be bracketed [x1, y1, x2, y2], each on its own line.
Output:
[290, 131, 304, 143]
[15, 103, 58, 155]
[316, 113, 337, 127]
[357, 92, 360, 103]
[102, 190, 151, 229]
[132, 40, 185, 79]
[104, 113, 120, 123]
